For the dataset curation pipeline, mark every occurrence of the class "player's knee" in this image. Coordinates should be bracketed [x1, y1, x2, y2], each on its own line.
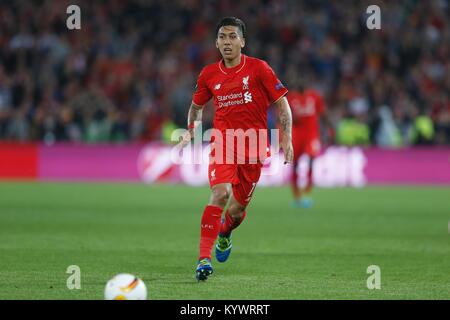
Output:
[227, 202, 245, 219]
[210, 187, 230, 207]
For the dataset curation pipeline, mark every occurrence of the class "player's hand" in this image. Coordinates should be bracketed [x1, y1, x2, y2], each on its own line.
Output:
[178, 129, 194, 148]
[281, 139, 293, 164]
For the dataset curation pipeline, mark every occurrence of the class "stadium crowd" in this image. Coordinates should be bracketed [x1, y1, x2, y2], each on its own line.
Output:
[0, 0, 448, 146]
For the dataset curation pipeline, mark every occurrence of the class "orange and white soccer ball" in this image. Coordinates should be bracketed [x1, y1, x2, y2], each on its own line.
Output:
[104, 273, 147, 300]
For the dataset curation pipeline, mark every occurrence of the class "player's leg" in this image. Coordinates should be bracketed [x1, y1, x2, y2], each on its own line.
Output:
[305, 157, 314, 194]
[215, 190, 247, 263]
[290, 135, 300, 201]
[295, 157, 314, 208]
[298, 139, 320, 208]
[304, 138, 320, 195]
[199, 182, 231, 258]
[291, 154, 301, 201]
[291, 141, 305, 207]
[220, 196, 246, 237]
[196, 183, 231, 280]
[196, 163, 235, 281]
[215, 163, 261, 263]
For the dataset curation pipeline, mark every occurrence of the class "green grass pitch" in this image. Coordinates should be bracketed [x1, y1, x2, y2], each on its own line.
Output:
[0, 182, 449, 299]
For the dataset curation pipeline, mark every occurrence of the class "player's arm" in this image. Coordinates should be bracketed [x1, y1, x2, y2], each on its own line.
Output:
[179, 67, 211, 147]
[179, 102, 203, 147]
[274, 96, 293, 164]
[257, 60, 292, 163]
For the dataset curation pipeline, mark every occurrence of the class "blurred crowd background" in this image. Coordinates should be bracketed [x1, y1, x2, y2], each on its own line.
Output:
[0, 0, 448, 147]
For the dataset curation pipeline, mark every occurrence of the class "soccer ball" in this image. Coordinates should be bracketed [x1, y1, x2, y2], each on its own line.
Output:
[104, 273, 147, 300]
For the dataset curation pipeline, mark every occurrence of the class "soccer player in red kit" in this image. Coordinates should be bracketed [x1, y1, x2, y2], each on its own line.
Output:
[179, 17, 293, 281]
[288, 78, 332, 208]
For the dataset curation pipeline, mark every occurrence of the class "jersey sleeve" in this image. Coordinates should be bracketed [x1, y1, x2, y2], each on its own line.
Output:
[258, 61, 288, 103]
[192, 68, 212, 107]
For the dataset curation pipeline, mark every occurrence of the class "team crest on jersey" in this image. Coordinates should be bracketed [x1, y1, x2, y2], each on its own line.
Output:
[242, 76, 249, 90]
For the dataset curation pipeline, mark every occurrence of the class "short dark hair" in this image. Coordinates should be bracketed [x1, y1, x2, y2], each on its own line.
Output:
[215, 17, 246, 39]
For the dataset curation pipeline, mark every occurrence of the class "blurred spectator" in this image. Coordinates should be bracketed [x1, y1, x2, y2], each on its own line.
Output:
[0, 0, 448, 146]
[336, 116, 370, 147]
[413, 110, 435, 145]
[374, 106, 402, 148]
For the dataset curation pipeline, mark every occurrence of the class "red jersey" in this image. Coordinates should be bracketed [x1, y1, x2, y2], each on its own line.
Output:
[288, 89, 324, 140]
[192, 54, 288, 163]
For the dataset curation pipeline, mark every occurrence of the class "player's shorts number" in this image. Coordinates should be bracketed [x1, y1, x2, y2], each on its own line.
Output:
[245, 183, 257, 202]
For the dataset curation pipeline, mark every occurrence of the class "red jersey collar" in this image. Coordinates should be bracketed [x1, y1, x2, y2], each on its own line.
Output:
[218, 54, 246, 75]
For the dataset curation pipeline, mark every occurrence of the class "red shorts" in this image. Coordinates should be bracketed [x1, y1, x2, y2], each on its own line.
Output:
[208, 162, 263, 206]
[293, 138, 321, 160]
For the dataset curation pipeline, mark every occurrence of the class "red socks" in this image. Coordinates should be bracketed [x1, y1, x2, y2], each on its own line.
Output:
[198, 206, 247, 260]
[199, 205, 223, 260]
[219, 210, 246, 238]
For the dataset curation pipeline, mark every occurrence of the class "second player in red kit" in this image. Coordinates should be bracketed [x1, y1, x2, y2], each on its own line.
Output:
[288, 78, 333, 208]
[290, 90, 324, 159]
[179, 17, 293, 281]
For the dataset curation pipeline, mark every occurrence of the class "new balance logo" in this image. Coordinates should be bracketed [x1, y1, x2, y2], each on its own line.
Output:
[214, 84, 221, 90]
[244, 91, 252, 103]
